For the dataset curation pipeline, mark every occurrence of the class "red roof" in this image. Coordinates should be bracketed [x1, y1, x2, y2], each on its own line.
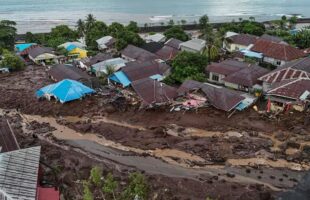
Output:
[267, 78, 310, 100]
[227, 34, 258, 46]
[37, 187, 60, 200]
[206, 60, 248, 76]
[259, 57, 310, 84]
[251, 39, 305, 61]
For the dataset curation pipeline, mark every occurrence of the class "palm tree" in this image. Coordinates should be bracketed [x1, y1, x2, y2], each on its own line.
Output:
[85, 14, 96, 31]
[76, 19, 85, 37]
[199, 15, 215, 63]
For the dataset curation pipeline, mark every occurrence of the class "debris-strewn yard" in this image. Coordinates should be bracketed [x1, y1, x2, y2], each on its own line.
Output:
[1, 66, 310, 199]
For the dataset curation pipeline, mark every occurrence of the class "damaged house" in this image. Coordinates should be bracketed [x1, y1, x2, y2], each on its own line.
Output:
[155, 38, 182, 62]
[266, 78, 310, 112]
[176, 80, 250, 112]
[131, 78, 178, 107]
[109, 60, 171, 87]
[223, 34, 258, 52]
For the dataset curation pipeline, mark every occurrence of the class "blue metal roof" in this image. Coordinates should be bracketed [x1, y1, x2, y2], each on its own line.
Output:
[66, 44, 77, 51]
[15, 43, 36, 52]
[109, 71, 131, 87]
[36, 79, 95, 103]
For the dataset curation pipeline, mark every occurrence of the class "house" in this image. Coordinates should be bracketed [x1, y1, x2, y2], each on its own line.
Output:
[132, 78, 177, 107]
[179, 39, 206, 54]
[109, 61, 171, 87]
[266, 78, 310, 112]
[259, 57, 310, 92]
[121, 44, 159, 62]
[156, 38, 182, 61]
[96, 36, 116, 51]
[78, 53, 113, 70]
[140, 42, 164, 53]
[48, 64, 94, 87]
[177, 80, 247, 112]
[36, 79, 95, 103]
[295, 18, 310, 30]
[223, 34, 258, 52]
[66, 44, 87, 59]
[260, 34, 288, 44]
[250, 39, 305, 67]
[0, 120, 20, 153]
[145, 33, 166, 43]
[15, 43, 36, 52]
[28, 46, 57, 65]
[91, 57, 127, 76]
[206, 60, 269, 92]
[58, 41, 86, 49]
[0, 146, 60, 200]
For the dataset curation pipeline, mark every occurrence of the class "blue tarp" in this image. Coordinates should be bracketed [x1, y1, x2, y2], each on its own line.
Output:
[36, 79, 95, 103]
[109, 71, 131, 87]
[66, 44, 77, 51]
[241, 49, 263, 59]
[15, 43, 36, 52]
[149, 74, 164, 81]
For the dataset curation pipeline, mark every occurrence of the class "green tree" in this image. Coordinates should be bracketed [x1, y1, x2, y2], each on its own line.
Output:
[76, 19, 85, 37]
[90, 167, 102, 187]
[122, 172, 148, 200]
[85, 14, 96, 31]
[0, 20, 17, 51]
[166, 51, 208, 84]
[126, 21, 139, 33]
[103, 173, 118, 200]
[83, 181, 94, 200]
[164, 26, 188, 41]
[50, 25, 78, 41]
[85, 21, 108, 49]
[167, 19, 175, 27]
[108, 22, 125, 38]
[181, 19, 187, 26]
[199, 15, 216, 63]
[292, 29, 310, 49]
[1, 50, 25, 71]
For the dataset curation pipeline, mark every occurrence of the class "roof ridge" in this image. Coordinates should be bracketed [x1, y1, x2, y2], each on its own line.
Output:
[268, 78, 309, 93]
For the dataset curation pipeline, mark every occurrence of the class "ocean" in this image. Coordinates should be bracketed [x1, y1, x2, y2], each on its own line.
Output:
[0, 0, 310, 33]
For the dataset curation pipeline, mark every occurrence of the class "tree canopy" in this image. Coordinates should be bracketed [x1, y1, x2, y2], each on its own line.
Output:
[0, 20, 17, 51]
[165, 51, 208, 84]
[164, 26, 189, 41]
[222, 18, 266, 36]
[1, 49, 25, 71]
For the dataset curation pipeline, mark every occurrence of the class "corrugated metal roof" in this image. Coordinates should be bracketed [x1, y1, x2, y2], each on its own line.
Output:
[0, 146, 41, 200]
[0, 120, 20, 153]
[109, 71, 131, 87]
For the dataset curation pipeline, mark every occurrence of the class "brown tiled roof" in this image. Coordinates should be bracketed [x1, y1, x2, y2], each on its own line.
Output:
[156, 45, 179, 61]
[20, 44, 40, 56]
[201, 84, 245, 112]
[165, 38, 182, 49]
[259, 57, 310, 84]
[267, 78, 310, 100]
[177, 80, 204, 95]
[140, 42, 164, 53]
[206, 60, 249, 76]
[251, 39, 305, 61]
[227, 34, 258, 46]
[222, 65, 270, 87]
[131, 78, 178, 106]
[121, 44, 158, 61]
[49, 64, 91, 82]
[177, 80, 245, 112]
[28, 46, 54, 58]
[88, 53, 113, 66]
[0, 120, 19, 153]
[122, 61, 170, 82]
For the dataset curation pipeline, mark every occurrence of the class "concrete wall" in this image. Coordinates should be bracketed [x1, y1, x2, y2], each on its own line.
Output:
[223, 41, 248, 52]
[207, 72, 226, 84]
[180, 46, 203, 54]
[263, 56, 286, 67]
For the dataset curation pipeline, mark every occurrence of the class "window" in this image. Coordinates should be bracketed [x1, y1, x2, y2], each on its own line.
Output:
[276, 60, 282, 66]
[212, 74, 219, 82]
[206, 71, 210, 79]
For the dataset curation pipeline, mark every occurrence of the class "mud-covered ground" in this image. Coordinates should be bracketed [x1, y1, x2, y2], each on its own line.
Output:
[1, 66, 310, 199]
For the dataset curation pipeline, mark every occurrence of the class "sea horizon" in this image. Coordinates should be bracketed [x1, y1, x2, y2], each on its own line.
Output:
[1, 0, 310, 34]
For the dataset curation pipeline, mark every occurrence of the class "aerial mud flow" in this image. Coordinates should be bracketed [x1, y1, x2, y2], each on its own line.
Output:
[1, 66, 310, 199]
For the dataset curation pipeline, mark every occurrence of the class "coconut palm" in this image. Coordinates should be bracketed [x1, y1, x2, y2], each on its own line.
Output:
[85, 14, 96, 31]
[76, 19, 85, 37]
